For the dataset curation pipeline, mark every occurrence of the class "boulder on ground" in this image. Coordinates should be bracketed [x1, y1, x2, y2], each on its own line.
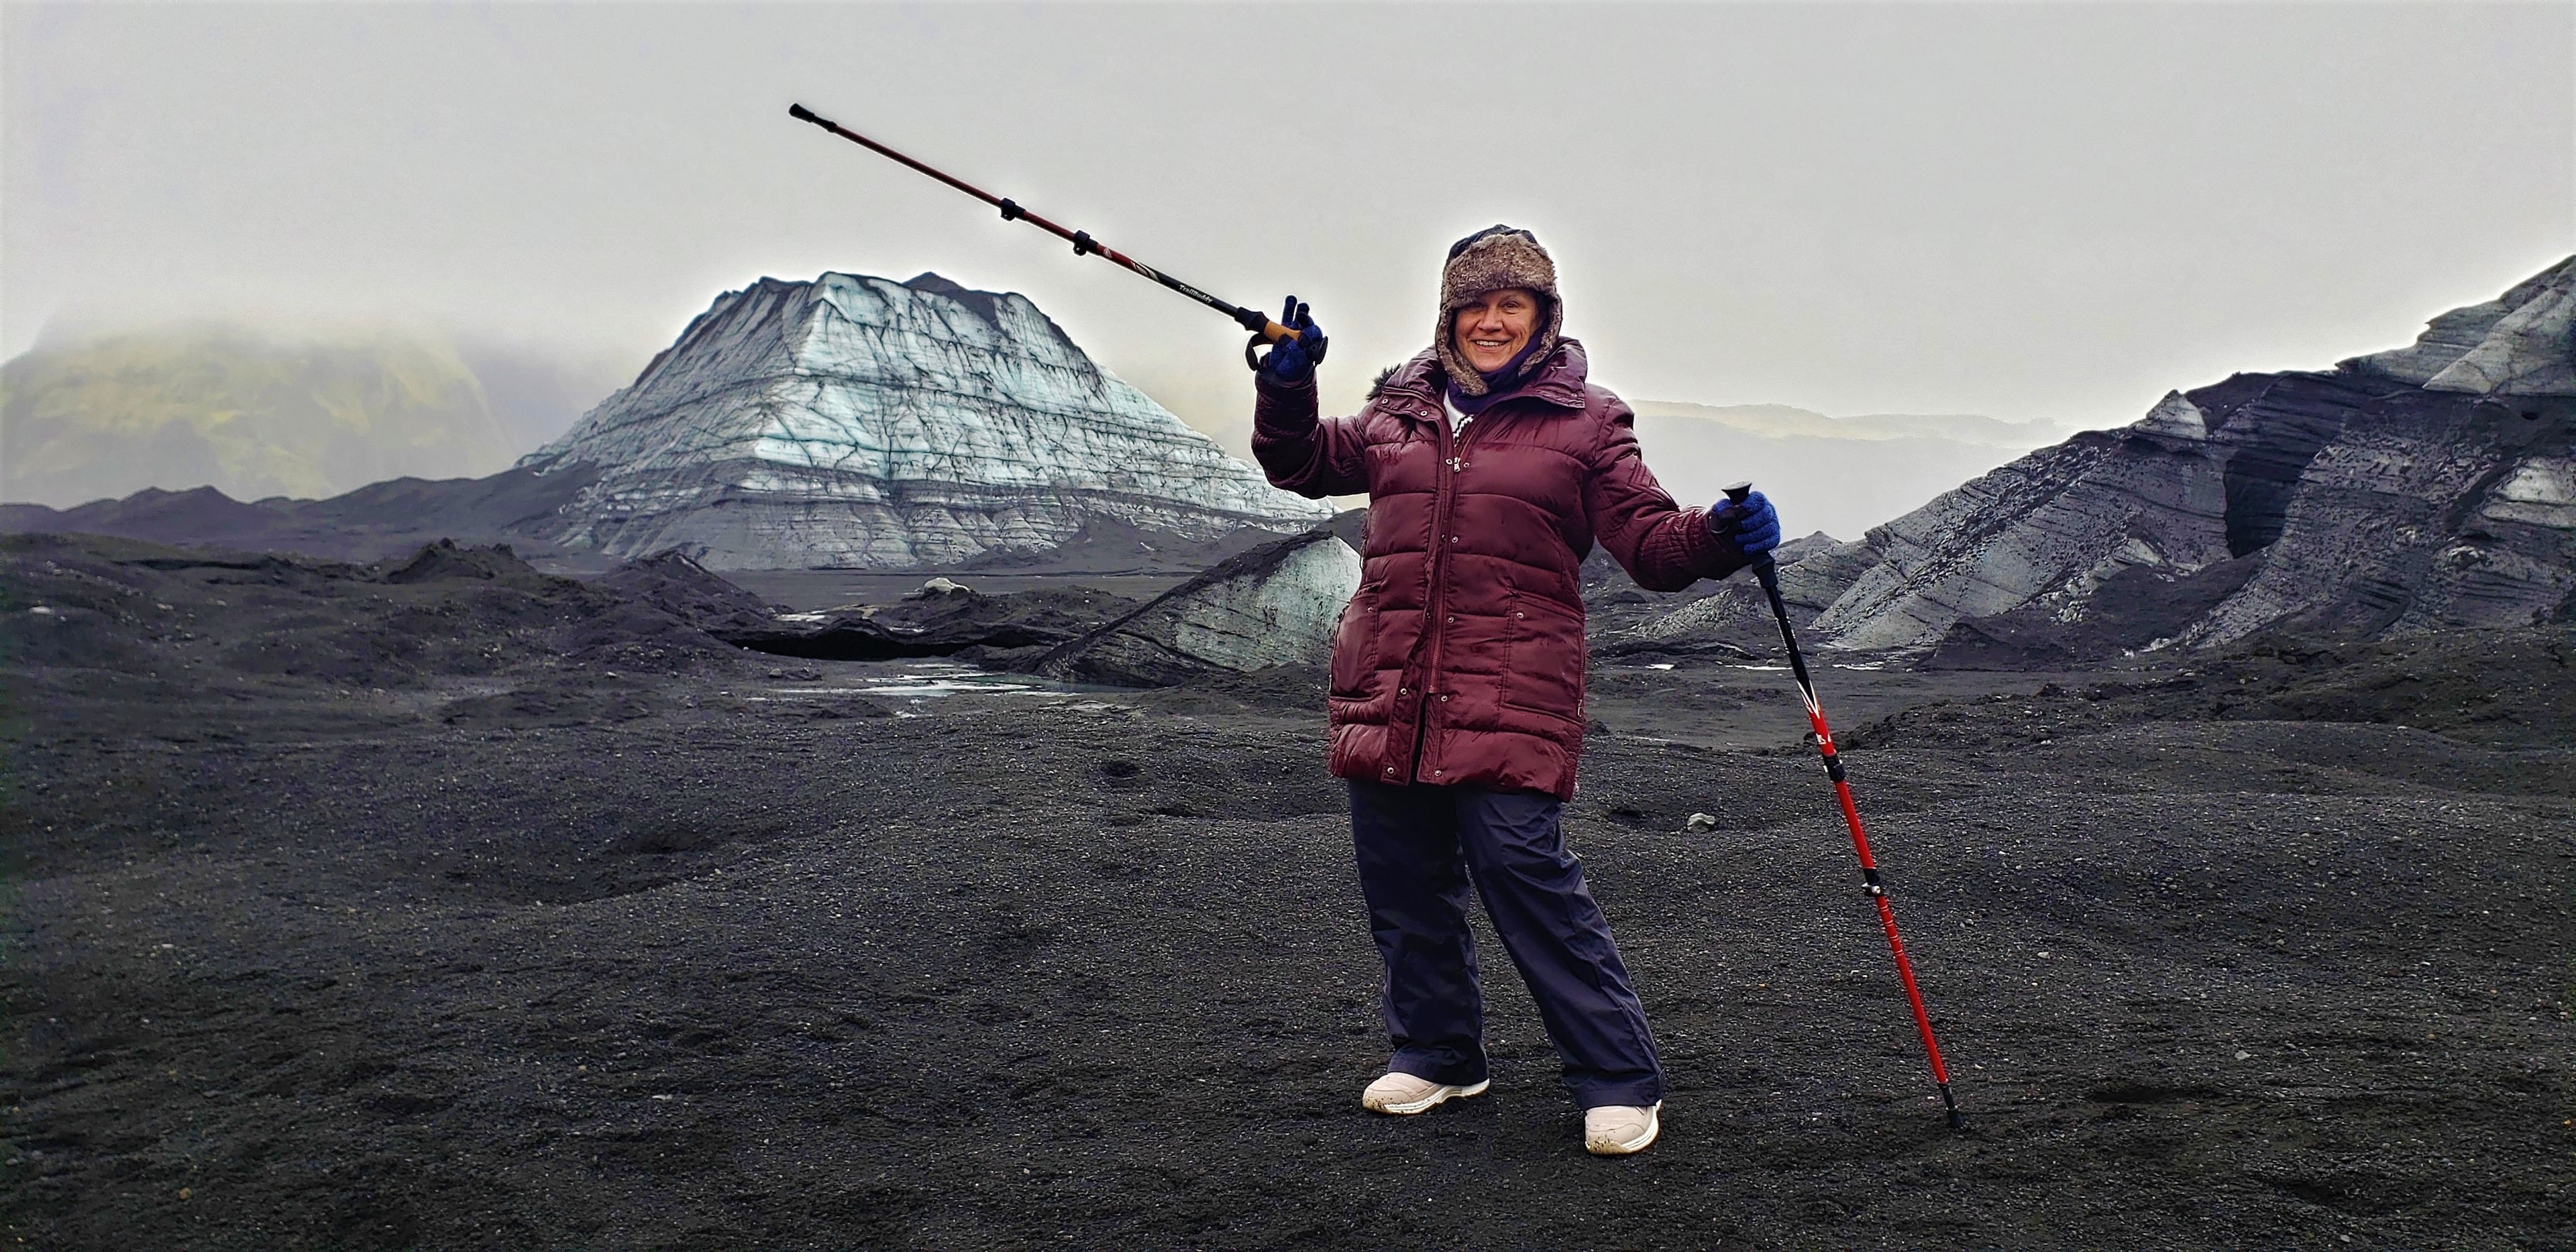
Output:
[598, 549, 780, 636]
[1031, 530, 1362, 687]
[382, 538, 559, 587]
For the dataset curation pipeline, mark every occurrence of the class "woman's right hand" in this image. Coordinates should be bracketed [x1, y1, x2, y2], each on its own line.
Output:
[1257, 296, 1328, 384]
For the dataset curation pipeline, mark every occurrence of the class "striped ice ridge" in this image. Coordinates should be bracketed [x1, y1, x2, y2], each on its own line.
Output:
[525, 272, 1327, 570]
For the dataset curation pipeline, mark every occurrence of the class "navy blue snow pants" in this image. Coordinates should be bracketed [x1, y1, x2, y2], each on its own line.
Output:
[1348, 779, 1664, 1110]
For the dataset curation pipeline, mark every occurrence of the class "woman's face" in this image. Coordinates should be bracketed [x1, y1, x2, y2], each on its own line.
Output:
[1452, 288, 1542, 375]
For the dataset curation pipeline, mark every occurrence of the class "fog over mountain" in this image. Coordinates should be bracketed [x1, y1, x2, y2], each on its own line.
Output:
[1623, 402, 2072, 542]
[0, 324, 629, 509]
[1, 326, 513, 508]
[7, 5, 2564, 445]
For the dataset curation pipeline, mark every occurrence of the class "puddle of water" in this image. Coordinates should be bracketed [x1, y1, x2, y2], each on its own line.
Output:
[761, 660, 1062, 699]
[753, 660, 1136, 703]
[871, 683, 1038, 696]
[767, 682, 1039, 697]
[1729, 664, 1790, 672]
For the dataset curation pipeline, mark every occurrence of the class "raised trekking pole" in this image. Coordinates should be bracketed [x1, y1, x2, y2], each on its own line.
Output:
[788, 103, 1305, 367]
[1726, 481, 1966, 1131]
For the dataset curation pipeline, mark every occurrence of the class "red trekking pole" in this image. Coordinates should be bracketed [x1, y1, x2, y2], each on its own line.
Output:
[1726, 482, 1966, 1131]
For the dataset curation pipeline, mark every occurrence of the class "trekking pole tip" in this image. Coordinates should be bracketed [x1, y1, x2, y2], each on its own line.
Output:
[788, 103, 820, 123]
[1938, 1083, 1966, 1131]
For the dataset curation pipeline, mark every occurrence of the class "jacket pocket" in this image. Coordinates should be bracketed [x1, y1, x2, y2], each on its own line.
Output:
[1499, 591, 1586, 726]
[1329, 583, 1381, 698]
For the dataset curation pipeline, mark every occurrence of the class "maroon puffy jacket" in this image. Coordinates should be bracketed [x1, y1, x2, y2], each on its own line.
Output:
[1253, 341, 1747, 799]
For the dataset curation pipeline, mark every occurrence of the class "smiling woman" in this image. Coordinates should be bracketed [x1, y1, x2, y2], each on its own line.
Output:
[1430, 227, 1565, 410]
[1451, 289, 1542, 376]
[1243, 224, 1786, 1157]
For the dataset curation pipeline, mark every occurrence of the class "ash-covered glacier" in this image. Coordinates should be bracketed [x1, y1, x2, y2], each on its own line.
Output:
[1624, 255, 2576, 663]
[521, 272, 1329, 570]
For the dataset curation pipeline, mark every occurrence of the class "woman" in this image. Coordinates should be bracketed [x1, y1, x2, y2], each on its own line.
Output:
[1249, 225, 1780, 1157]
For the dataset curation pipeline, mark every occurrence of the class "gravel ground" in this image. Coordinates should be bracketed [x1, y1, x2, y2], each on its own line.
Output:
[5, 536, 2571, 1249]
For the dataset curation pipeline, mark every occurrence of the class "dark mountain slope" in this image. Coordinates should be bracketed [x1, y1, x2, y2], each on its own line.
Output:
[1631, 257, 2576, 663]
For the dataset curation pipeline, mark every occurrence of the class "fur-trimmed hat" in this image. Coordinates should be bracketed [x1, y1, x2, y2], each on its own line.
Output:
[1436, 225, 1563, 396]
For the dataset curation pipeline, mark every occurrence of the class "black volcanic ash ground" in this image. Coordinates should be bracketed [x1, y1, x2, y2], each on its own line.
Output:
[3, 535, 2571, 1250]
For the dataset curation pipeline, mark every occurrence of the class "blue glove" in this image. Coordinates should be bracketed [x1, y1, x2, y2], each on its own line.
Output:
[1711, 489, 1781, 557]
[1257, 296, 1328, 384]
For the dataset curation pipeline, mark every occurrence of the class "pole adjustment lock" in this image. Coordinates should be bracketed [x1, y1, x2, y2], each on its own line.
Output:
[1070, 230, 1098, 256]
[998, 198, 1023, 221]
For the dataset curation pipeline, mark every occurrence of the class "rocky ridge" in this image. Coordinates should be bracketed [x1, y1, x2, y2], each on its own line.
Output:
[519, 272, 1328, 570]
[1628, 257, 2576, 662]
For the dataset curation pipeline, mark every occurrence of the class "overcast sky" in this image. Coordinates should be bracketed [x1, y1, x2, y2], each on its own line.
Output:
[7, 1, 2571, 441]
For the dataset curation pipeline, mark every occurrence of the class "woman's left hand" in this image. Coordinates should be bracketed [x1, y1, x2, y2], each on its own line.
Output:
[1711, 489, 1781, 556]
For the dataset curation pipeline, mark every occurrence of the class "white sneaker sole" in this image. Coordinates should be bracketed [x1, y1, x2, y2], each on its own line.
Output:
[1585, 1102, 1662, 1155]
[1363, 1078, 1491, 1115]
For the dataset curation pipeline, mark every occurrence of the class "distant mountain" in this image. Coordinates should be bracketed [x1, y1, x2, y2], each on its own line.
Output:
[1622, 400, 2070, 541]
[1629, 256, 2576, 663]
[1, 326, 521, 508]
[0, 469, 604, 567]
[0, 274, 1334, 572]
[518, 271, 1330, 570]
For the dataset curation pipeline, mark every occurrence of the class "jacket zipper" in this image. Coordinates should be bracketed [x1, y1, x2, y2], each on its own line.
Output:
[1409, 398, 1479, 785]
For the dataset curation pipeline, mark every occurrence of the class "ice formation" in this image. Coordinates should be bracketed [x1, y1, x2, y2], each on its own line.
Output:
[1033, 531, 1362, 686]
[524, 272, 1328, 569]
[2357, 257, 2576, 398]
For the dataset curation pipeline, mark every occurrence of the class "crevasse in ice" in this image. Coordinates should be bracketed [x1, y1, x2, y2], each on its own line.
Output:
[526, 272, 1328, 569]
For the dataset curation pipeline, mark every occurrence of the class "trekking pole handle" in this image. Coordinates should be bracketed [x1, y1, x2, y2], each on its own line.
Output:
[1238, 316, 1307, 369]
[1723, 481, 1779, 581]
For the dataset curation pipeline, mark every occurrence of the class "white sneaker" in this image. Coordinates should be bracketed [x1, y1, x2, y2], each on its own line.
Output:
[1583, 1101, 1662, 1155]
[1360, 1071, 1491, 1115]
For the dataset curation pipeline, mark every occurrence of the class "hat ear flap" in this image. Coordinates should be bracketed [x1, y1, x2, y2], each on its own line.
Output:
[1435, 299, 1485, 396]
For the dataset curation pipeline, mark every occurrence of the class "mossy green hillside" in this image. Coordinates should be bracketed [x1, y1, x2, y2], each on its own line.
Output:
[2, 326, 519, 507]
